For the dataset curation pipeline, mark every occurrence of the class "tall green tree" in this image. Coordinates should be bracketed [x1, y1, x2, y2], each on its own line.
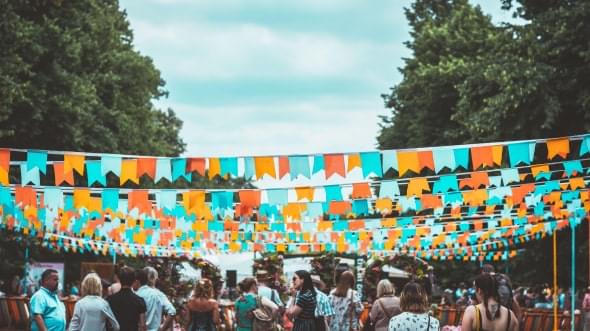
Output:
[0, 0, 185, 156]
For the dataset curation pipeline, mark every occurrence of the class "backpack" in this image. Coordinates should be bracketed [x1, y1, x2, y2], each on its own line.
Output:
[251, 295, 279, 331]
[494, 273, 513, 310]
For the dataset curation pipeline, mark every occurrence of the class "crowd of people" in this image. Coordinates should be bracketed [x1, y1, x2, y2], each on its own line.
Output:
[9, 263, 590, 331]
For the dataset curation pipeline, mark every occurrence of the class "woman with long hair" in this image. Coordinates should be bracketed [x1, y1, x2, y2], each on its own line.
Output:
[388, 282, 439, 330]
[185, 278, 220, 331]
[328, 271, 363, 331]
[461, 274, 518, 331]
[235, 277, 278, 331]
[69, 273, 120, 331]
[287, 270, 317, 331]
[370, 279, 401, 331]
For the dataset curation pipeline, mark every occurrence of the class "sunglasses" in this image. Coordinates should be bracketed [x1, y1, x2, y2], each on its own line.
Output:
[292, 277, 298, 282]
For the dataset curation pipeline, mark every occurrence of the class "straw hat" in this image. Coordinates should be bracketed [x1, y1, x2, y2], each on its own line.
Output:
[255, 270, 271, 282]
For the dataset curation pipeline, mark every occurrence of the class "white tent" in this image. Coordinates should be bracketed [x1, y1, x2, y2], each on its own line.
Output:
[381, 265, 410, 279]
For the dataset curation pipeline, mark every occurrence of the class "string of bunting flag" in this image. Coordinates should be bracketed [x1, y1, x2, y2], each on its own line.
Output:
[1, 134, 589, 187]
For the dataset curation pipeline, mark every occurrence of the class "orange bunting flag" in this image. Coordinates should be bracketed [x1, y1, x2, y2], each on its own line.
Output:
[347, 154, 361, 172]
[278, 156, 290, 179]
[0, 149, 9, 172]
[53, 162, 74, 185]
[325, 154, 345, 178]
[463, 189, 487, 206]
[0, 168, 8, 186]
[417, 151, 434, 171]
[375, 198, 393, 214]
[569, 177, 585, 190]
[283, 203, 307, 221]
[510, 183, 535, 206]
[137, 158, 157, 179]
[406, 178, 430, 197]
[73, 188, 91, 209]
[64, 154, 85, 175]
[471, 146, 495, 169]
[186, 158, 206, 176]
[120, 159, 138, 185]
[328, 201, 352, 215]
[397, 151, 420, 176]
[254, 157, 276, 179]
[421, 194, 442, 209]
[15, 186, 37, 207]
[546, 138, 569, 159]
[208, 158, 221, 179]
[295, 187, 314, 202]
[128, 190, 151, 215]
[351, 183, 372, 199]
[238, 190, 261, 208]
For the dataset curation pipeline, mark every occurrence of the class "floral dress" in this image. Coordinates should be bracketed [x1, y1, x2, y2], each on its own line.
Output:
[328, 289, 364, 331]
[388, 312, 440, 331]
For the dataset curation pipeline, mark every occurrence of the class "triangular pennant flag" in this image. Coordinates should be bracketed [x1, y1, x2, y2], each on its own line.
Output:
[0, 168, 8, 186]
[324, 154, 345, 178]
[453, 148, 469, 170]
[53, 162, 74, 185]
[102, 189, 119, 212]
[208, 158, 221, 179]
[86, 161, 106, 186]
[254, 157, 276, 179]
[379, 181, 400, 199]
[238, 190, 261, 208]
[64, 154, 85, 175]
[27, 150, 47, 174]
[244, 157, 255, 180]
[508, 142, 535, 167]
[20, 164, 40, 186]
[351, 183, 372, 199]
[288, 156, 310, 179]
[312, 155, 325, 175]
[406, 178, 430, 197]
[186, 158, 206, 176]
[471, 146, 494, 169]
[417, 150, 434, 171]
[295, 187, 314, 202]
[73, 188, 91, 209]
[137, 158, 156, 179]
[172, 158, 192, 181]
[360, 152, 382, 178]
[120, 159, 139, 185]
[579, 135, 590, 156]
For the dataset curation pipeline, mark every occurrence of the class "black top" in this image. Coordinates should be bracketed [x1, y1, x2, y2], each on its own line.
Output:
[190, 310, 216, 331]
[107, 288, 147, 331]
[295, 290, 317, 320]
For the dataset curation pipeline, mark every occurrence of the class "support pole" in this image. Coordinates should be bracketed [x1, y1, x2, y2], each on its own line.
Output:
[571, 218, 576, 331]
[112, 250, 117, 265]
[553, 231, 558, 331]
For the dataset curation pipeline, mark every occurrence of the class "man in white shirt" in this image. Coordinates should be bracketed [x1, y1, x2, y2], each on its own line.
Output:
[136, 267, 176, 331]
[256, 270, 283, 307]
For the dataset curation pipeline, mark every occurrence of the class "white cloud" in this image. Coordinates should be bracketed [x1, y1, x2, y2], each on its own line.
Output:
[160, 96, 387, 157]
[130, 18, 404, 82]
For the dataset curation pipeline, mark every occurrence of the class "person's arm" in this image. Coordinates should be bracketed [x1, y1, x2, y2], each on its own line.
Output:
[460, 305, 475, 331]
[138, 313, 147, 331]
[102, 302, 120, 331]
[261, 296, 279, 315]
[511, 298, 522, 322]
[30, 294, 48, 331]
[33, 315, 48, 331]
[286, 293, 302, 319]
[211, 301, 221, 326]
[509, 309, 519, 331]
[369, 299, 380, 323]
[68, 302, 81, 331]
[158, 292, 176, 331]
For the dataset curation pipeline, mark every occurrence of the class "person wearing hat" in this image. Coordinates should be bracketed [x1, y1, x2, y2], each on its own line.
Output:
[311, 275, 334, 331]
[256, 271, 283, 308]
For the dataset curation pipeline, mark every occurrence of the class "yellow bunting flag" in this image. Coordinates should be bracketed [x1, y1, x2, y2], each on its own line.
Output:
[0, 168, 8, 185]
[73, 188, 91, 209]
[492, 145, 503, 166]
[531, 164, 549, 178]
[120, 159, 139, 185]
[295, 187, 314, 201]
[254, 157, 276, 179]
[546, 138, 569, 159]
[375, 198, 393, 214]
[406, 178, 430, 197]
[347, 154, 361, 172]
[64, 154, 85, 175]
[208, 158, 221, 179]
[397, 151, 420, 176]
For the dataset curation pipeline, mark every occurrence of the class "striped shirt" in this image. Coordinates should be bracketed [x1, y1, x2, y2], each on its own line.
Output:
[314, 288, 335, 318]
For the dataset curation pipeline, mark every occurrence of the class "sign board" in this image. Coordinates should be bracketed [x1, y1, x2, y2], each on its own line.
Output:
[25, 262, 65, 294]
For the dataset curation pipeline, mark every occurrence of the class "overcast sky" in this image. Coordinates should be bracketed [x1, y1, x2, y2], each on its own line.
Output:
[119, 0, 517, 158]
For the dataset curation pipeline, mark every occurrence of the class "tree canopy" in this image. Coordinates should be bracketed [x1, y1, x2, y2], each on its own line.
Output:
[378, 0, 590, 149]
[0, 0, 185, 156]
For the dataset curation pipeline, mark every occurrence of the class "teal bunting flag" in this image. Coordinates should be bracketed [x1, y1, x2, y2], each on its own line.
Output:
[43, 187, 64, 210]
[563, 160, 583, 177]
[244, 157, 255, 180]
[379, 180, 400, 199]
[172, 159, 192, 182]
[453, 148, 470, 170]
[20, 164, 40, 186]
[501, 168, 520, 185]
[155, 158, 172, 182]
[508, 142, 536, 167]
[220, 157, 238, 178]
[360, 152, 382, 178]
[156, 190, 177, 210]
[267, 189, 288, 205]
[312, 155, 325, 175]
[580, 135, 590, 156]
[288, 156, 311, 179]
[27, 150, 47, 174]
[381, 150, 398, 174]
[86, 161, 106, 186]
[101, 155, 122, 176]
[433, 175, 459, 193]
[433, 148, 455, 173]
[324, 185, 343, 201]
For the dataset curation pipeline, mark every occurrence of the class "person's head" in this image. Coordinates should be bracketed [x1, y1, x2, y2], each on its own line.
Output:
[400, 282, 429, 314]
[481, 264, 495, 274]
[238, 277, 257, 294]
[334, 270, 355, 297]
[118, 266, 136, 287]
[293, 270, 315, 293]
[40, 269, 59, 292]
[193, 278, 214, 299]
[377, 279, 395, 298]
[144, 267, 158, 287]
[255, 270, 270, 285]
[81, 273, 102, 297]
[136, 268, 149, 286]
[473, 273, 500, 320]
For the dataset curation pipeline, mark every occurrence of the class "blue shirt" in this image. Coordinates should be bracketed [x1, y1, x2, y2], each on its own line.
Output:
[136, 285, 176, 331]
[30, 287, 66, 331]
[314, 289, 335, 318]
